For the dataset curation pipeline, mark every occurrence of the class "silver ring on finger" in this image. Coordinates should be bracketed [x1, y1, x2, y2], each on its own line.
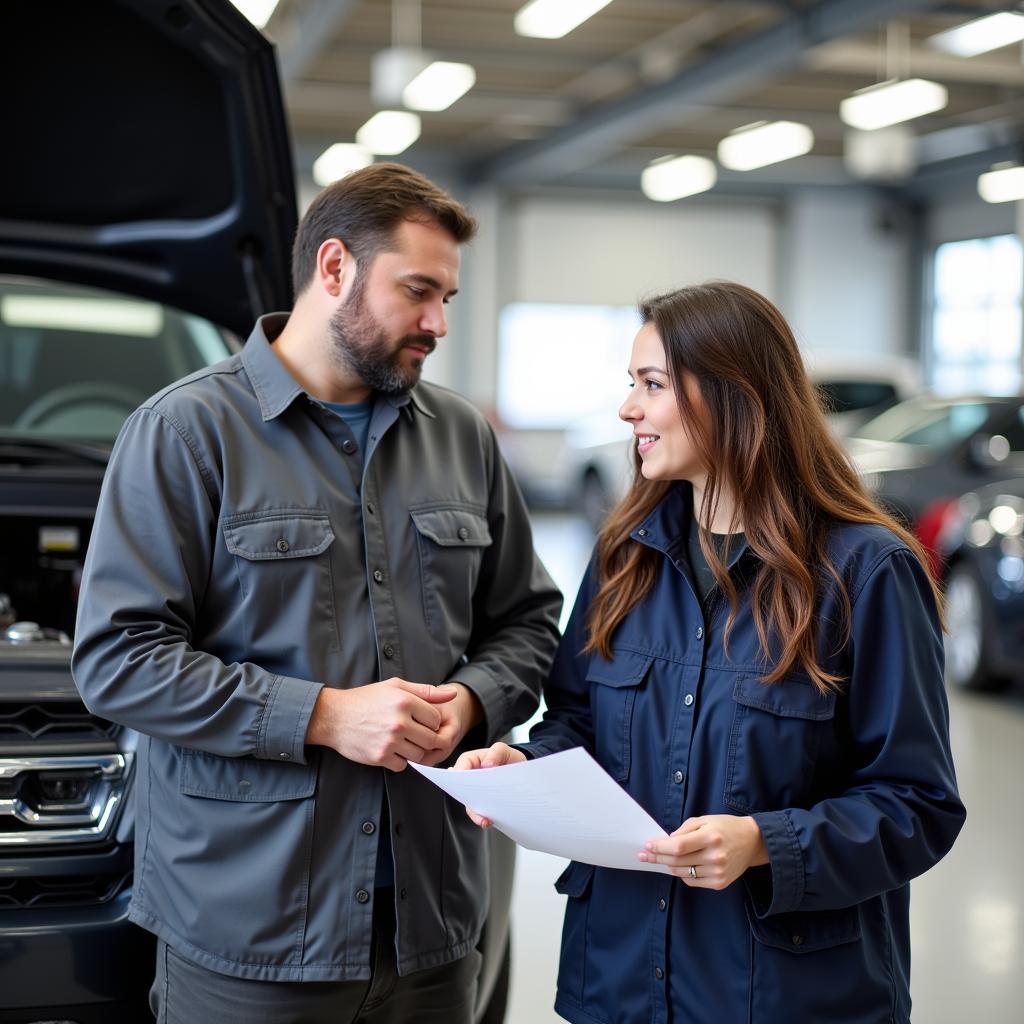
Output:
[689, 865, 698, 879]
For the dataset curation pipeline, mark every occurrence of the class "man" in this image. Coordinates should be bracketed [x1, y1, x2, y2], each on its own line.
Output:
[72, 162, 562, 1023]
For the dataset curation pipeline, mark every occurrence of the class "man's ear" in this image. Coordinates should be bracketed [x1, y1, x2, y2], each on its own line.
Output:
[314, 238, 355, 298]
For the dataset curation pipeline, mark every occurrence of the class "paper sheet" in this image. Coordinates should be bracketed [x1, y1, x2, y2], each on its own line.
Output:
[410, 746, 671, 873]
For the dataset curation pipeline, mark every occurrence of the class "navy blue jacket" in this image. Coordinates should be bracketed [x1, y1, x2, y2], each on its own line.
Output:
[522, 484, 965, 1024]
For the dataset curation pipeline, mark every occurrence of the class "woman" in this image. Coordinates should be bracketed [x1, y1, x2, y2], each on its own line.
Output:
[455, 282, 965, 1024]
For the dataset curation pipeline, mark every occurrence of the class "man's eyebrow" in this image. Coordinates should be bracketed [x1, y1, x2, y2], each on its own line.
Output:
[401, 272, 458, 298]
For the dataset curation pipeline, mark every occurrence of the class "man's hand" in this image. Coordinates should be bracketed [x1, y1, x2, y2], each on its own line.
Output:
[416, 684, 484, 768]
[452, 742, 526, 827]
[637, 814, 769, 889]
[305, 678, 456, 771]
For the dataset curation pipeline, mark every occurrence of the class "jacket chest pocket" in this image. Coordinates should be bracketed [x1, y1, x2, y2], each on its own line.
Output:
[585, 650, 653, 782]
[409, 504, 491, 642]
[222, 509, 339, 652]
[724, 674, 835, 814]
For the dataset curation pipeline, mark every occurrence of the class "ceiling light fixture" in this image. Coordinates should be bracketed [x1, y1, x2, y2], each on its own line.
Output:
[402, 61, 476, 111]
[229, 0, 279, 29]
[717, 120, 814, 171]
[978, 163, 1024, 204]
[641, 155, 717, 202]
[839, 78, 947, 131]
[356, 111, 422, 155]
[927, 11, 1024, 57]
[312, 144, 373, 187]
[515, 0, 614, 40]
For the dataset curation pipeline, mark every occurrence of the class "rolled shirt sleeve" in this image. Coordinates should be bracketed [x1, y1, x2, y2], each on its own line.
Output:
[72, 407, 323, 763]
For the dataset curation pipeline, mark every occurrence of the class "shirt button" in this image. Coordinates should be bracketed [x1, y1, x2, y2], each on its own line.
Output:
[637, 528, 648, 537]
[276, 538, 290, 553]
[400, 887, 408, 900]
[654, 967, 664, 980]
[355, 889, 370, 904]
[673, 770, 684, 784]
[695, 626, 704, 640]
[791, 935, 803, 946]
[457, 526, 470, 541]
[658, 898, 667, 911]
[278, 752, 290, 760]
[373, 569, 384, 584]
[361, 821, 376, 835]
[342, 439, 356, 454]
[383, 643, 395, 659]
[366, 502, 376, 515]
[684, 694, 694, 707]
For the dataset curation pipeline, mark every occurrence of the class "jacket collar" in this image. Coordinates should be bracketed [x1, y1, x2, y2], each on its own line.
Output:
[241, 312, 431, 422]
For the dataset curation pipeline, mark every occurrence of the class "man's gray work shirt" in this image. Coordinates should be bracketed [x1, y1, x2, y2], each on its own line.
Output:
[72, 314, 562, 982]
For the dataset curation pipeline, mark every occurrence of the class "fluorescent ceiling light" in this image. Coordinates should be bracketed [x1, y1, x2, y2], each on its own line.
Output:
[355, 111, 422, 155]
[402, 61, 476, 111]
[229, 0, 279, 29]
[515, 0, 614, 39]
[978, 164, 1024, 204]
[1, 296, 163, 336]
[312, 144, 373, 187]
[717, 120, 814, 171]
[927, 11, 1024, 57]
[839, 78, 947, 131]
[641, 155, 717, 202]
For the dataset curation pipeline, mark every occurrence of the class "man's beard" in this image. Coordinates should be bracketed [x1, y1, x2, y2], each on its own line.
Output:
[328, 277, 436, 396]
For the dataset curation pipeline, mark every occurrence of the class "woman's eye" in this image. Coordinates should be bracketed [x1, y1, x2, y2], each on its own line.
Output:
[644, 379, 663, 392]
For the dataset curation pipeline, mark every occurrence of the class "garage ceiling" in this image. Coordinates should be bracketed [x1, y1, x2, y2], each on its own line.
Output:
[265, 0, 1024, 195]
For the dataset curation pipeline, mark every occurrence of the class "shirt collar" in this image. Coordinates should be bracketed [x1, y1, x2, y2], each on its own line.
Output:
[240, 312, 434, 422]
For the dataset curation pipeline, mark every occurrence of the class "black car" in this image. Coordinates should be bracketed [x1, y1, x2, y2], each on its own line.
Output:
[935, 479, 1024, 692]
[846, 393, 1024, 571]
[0, 3, 512, 1021]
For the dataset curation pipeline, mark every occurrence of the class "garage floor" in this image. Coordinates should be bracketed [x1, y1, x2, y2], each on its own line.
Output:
[504, 513, 1024, 1024]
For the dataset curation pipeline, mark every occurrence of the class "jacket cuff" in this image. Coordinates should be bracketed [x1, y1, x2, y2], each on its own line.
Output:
[255, 675, 323, 765]
[749, 810, 805, 915]
[444, 663, 509, 745]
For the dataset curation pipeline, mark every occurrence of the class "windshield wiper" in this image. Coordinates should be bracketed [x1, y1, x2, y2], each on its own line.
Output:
[0, 435, 111, 466]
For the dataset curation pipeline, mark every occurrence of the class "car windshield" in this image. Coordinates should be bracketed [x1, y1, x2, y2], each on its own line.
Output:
[853, 395, 991, 447]
[0, 276, 234, 443]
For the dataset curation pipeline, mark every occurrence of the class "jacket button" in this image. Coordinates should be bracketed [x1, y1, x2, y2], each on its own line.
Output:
[684, 694, 694, 707]
[356, 889, 370, 904]
[276, 538, 290, 553]
[361, 821, 375, 835]
[383, 644, 395, 659]
[457, 526, 470, 540]
[658, 898, 667, 911]
[342, 439, 357, 454]
[791, 935, 803, 946]
[373, 569, 384, 584]
[695, 626, 704, 640]
[654, 967, 664, 980]
[673, 770, 684, 784]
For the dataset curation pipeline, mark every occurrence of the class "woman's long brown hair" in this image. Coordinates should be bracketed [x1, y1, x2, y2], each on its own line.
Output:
[584, 281, 943, 693]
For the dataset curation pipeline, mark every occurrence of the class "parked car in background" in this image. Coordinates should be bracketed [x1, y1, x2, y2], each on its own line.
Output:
[934, 479, 1024, 692]
[846, 394, 1024, 572]
[563, 353, 923, 530]
[1, 2, 513, 1021]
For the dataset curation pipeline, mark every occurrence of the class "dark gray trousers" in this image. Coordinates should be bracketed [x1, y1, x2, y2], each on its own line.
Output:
[150, 894, 481, 1024]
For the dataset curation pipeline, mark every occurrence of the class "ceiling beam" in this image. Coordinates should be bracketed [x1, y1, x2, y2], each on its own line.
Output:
[275, 0, 359, 84]
[464, 0, 944, 185]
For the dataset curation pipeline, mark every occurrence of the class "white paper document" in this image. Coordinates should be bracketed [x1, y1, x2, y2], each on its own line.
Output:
[410, 747, 671, 873]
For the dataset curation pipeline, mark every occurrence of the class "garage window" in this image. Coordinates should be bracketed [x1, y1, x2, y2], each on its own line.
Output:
[929, 234, 1022, 396]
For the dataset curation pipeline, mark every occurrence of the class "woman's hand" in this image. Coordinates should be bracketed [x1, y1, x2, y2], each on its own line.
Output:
[638, 814, 768, 889]
[451, 742, 527, 828]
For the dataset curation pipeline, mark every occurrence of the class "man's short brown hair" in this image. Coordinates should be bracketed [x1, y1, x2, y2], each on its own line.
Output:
[291, 162, 477, 297]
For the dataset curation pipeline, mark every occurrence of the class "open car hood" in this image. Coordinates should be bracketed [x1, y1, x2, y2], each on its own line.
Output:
[1, 0, 297, 336]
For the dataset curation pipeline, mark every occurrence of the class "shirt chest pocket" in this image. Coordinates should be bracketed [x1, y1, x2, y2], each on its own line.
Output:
[409, 504, 492, 642]
[222, 509, 339, 652]
[724, 674, 836, 814]
[585, 650, 653, 783]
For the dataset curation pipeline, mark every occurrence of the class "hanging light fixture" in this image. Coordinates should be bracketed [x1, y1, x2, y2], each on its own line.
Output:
[927, 11, 1024, 58]
[839, 21, 947, 131]
[717, 121, 814, 171]
[978, 163, 1024, 204]
[356, 111, 422, 155]
[312, 144, 374, 186]
[641, 156, 717, 202]
[514, 0, 614, 39]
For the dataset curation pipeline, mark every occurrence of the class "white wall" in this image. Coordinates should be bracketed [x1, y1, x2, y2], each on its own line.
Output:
[777, 189, 912, 356]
